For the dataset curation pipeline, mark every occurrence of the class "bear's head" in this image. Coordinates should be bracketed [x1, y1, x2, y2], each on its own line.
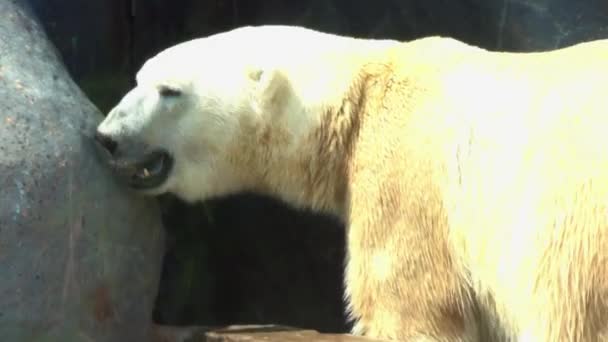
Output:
[95, 25, 380, 204]
[94, 26, 328, 202]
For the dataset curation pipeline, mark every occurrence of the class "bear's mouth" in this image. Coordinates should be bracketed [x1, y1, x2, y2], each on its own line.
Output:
[103, 150, 174, 191]
[127, 150, 174, 190]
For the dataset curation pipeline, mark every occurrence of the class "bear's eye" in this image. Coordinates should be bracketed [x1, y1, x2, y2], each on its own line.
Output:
[158, 85, 182, 98]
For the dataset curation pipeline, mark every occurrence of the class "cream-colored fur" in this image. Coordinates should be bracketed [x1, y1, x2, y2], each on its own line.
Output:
[97, 25, 608, 341]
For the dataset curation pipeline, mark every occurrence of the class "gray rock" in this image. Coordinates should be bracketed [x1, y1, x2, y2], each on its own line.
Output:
[0, 1, 165, 341]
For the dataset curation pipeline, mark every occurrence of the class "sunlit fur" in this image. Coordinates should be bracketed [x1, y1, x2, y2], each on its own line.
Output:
[98, 25, 608, 341]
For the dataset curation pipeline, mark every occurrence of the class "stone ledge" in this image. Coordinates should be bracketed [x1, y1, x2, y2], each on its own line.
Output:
[153, 324, 383, 342]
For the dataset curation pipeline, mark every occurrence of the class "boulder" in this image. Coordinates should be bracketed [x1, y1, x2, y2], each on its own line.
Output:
[0, 1, 165, 340]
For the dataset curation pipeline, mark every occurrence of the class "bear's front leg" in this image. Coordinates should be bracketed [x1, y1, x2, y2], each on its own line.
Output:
[344, 184, 479, 341]
[344, 229, 478, 341]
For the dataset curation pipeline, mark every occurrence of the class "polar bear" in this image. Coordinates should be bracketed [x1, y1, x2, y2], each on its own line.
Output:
[95, 25, 608, 341]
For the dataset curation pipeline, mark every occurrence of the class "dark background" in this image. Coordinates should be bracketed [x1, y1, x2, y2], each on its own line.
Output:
[26, 0, 608, 333]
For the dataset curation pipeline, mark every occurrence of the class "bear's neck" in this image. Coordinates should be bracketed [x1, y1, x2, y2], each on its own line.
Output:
[244, 70, 375, 220]
[226, 41, 396, 219]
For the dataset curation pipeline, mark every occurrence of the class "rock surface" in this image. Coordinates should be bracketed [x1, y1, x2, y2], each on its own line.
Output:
[0, 1, 165, 340]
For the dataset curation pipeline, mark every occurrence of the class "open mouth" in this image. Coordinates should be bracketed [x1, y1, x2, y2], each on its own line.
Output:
[127, 150, 174, 190]
[93, 133, 174, 191]
[102, 149, 174, 191]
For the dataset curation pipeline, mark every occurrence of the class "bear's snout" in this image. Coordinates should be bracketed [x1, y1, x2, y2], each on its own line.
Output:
[94, 130, 119, 156]
[94, 127, 174, 191]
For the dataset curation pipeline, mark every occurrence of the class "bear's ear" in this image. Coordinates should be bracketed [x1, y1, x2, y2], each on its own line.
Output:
[247, 66, 289, 115]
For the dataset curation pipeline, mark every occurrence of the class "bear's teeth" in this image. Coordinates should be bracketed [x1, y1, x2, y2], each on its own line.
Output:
[136, 168, 150, 179]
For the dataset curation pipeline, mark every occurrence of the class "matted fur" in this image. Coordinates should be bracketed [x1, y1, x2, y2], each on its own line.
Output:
[97, 26, 608, 341]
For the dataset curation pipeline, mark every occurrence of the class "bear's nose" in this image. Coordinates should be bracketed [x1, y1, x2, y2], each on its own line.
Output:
[94, 130, 118, 156]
